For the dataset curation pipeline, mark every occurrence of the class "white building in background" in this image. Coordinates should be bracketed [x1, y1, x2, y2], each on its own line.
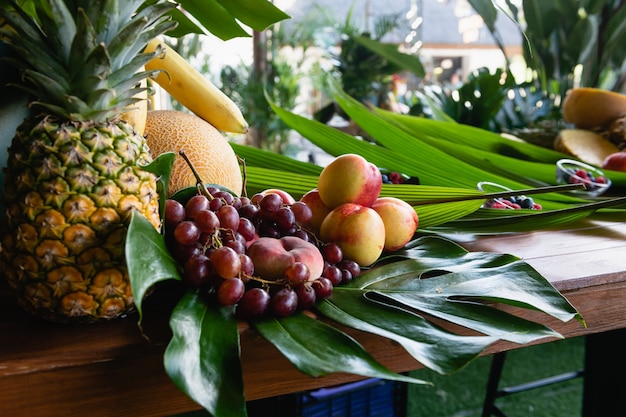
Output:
[204, 0, 524, 86]
[278, 0, 524, 85]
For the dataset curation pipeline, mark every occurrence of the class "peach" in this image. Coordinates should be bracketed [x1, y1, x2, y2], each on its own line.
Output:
[261, 188, 296, 205]
[299, 189, 331, 235]
[602, 152, 626, 172]
[319, 203, 385, 266]
[371, 197, 419, 251]
[317, 154, 382, 209]
[247, 236, 324, 281]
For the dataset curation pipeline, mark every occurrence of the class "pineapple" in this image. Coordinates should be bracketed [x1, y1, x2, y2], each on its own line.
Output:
[0, 0, 176, 322]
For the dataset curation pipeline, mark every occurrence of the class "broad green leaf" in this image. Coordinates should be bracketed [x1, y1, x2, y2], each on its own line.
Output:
[317, 290, 498, 375]
[126, 211, 181, 323]
[254, 313, 428, 384]
[142, 152, 176, 222]
[165, 290, 245, 417]
[177, 0, 249, 40]
[216, 0, 290, 32]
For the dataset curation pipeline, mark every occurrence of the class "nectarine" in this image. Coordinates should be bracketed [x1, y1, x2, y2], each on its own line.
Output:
[320, 203, 385, 266]
[299, 189, 331, 235]
[317, 154, 382, 209]
[371, 197, 418, 251]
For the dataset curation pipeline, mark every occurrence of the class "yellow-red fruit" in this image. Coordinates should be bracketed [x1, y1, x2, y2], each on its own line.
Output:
[143, 110, 242, 196]
[554, 129, 619, 167]
[562, 87, 626, 129]
[299, 189, 331, 235]
[317, 154, 382, 209]
[371, 197, 418, 251]
[320, 203, 385, 266]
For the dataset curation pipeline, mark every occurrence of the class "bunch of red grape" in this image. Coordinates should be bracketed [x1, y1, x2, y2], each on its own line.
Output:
[163, 187, 361, 320]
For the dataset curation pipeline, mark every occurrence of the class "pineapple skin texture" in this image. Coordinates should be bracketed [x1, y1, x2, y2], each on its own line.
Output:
[0, 116, 161, 323]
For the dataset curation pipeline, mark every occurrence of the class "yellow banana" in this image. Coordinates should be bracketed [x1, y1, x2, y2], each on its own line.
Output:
[144, 38, 248, 134]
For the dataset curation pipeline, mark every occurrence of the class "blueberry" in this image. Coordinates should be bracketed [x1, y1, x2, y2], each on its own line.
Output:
[518, 197, 535, 209]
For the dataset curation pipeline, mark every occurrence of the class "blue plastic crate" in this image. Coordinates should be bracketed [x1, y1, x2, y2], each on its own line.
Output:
[295, 378, 407, 417]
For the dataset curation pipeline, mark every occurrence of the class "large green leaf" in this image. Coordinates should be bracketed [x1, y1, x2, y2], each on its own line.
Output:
[173, 0, 289, 40]
[126, 210, 181, 323]
[165, 290, 245, 417]
[317, 290, 499, 375]
[215, 0, 290, 32]
[316, 236, 581, 371]
[254, 313, 427, 384]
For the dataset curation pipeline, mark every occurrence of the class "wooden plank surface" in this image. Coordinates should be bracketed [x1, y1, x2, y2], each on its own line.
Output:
[1, 216, 625, 416]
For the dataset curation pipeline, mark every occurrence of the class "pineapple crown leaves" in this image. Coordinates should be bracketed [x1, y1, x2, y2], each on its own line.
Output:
[0, 0, 177, 123]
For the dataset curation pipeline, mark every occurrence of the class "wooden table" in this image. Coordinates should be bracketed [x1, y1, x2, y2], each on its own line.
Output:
[1, 213, 625, 417]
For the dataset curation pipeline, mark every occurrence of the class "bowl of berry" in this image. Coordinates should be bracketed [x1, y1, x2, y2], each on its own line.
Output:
[555, 159, 611, 197]
[477, 181, 542, 210]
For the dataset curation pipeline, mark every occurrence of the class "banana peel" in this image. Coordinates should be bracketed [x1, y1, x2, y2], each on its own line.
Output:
[144, 39, 248, 134]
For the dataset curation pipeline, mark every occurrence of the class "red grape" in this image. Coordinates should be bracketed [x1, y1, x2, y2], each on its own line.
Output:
[322, 243, 343, 264]
[183, 254, 212, 287]
[210, 246, 242, 279]
[237, 287, 270, 320]
[237, 217, 256, 241]
[174, 220, 200, 246]
[217, 278, 246, 306]
[239, 254, 254, 277]
[260, 193, 283, 212]
[341, 269, 353, 285]
[185, 195, 210, 220]
[195, 209, 220, 234]
[274, 207, 296, 231]
[213, 190, 234, 205]
[239, 203, 259, 221]
[294, 282, 316, 310]
[338, 259, 360, 278]
[217, 205, 240, 231]
[291, 201, 313, 224]
[322, 264, 343, 286]
[271, 287, 298, 318]
[312, 277, 333, 300]
[284, 262, 310, 283]
[164, 199, 186, 227]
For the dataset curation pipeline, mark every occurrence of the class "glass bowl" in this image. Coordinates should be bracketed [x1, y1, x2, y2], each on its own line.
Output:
[477, 181, 542, 210]
[555, 159, 612, 197]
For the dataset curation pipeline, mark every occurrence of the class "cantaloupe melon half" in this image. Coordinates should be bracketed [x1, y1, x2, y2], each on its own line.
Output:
[144, 110, 243, 196]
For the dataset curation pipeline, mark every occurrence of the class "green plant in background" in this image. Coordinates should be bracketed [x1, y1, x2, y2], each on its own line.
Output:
[220, 57, 301, 154]
[464, 0, 626, 134]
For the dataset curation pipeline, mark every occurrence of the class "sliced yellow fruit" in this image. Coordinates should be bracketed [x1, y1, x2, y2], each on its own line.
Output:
[554, 128, 620, 167]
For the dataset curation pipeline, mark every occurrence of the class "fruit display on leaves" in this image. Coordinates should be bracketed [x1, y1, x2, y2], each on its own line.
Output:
[160, 152, 420, 320]
[0, 0, 176, 323]
[163, 185, 362, 320]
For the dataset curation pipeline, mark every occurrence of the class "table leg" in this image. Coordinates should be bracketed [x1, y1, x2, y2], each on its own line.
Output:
[582, 327, 626, 416]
